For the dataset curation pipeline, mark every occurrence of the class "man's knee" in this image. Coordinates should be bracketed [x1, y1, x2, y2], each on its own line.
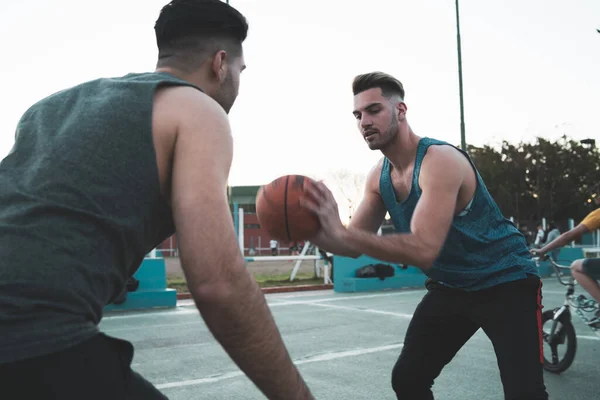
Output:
[391, 358, 433, 400]
[390, 359, 408, 393]
[571, 259, 584, 274]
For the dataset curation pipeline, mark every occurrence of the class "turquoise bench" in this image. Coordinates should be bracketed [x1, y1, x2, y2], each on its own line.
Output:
[333, 255, 426, 293]
[104, 256, 177, 312]
[334, 247, 596, 293]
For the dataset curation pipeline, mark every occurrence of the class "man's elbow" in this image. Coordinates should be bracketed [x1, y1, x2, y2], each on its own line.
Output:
[418, 247, 440, 271]
[186, 261, 250, 307]
[189, 279, 237, 308]
[419, 258, 435, 272]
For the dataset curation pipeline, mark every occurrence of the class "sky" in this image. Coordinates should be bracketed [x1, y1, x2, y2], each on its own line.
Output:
[1, 0, 599, 220]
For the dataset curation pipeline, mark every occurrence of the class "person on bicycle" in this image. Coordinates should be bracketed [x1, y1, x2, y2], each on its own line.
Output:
[532, 198, 600, 327]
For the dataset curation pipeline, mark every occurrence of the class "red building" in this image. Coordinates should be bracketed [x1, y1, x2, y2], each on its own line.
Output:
[155, 184, 392, 257]
[155, 184, 295, 257]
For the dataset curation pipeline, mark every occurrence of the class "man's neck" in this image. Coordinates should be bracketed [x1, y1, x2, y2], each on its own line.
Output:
[381, 126, 422, 173]
[155, 66, 212, 93]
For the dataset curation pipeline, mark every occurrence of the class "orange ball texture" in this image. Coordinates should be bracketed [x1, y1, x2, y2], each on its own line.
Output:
[256, 175, 321, 241]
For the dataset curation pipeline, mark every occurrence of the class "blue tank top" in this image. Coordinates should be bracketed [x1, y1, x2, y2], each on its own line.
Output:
[379, 137, 538, 291]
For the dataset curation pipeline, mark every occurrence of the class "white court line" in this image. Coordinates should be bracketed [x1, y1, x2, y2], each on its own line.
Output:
[155, 343, 404, 390]
[308, 302, 413, 318]
[302, 303, 600, 343]
[150, 330, 597, 391]
[576, 335, 600, 341]
[106, 320, 203, 333]
[128, 290, 599, 391]
[542, 291, 572, 295]
[103, 291, 419, 320]
[269, 291, 418, 307]
[103, 307, 197, 320]
[268, 291, 333, 300]
[157, 371, 245, 389]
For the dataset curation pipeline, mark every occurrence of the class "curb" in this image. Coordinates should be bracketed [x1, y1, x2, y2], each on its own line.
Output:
[176, 284, 333, 300]
[261, 284, 333, 294]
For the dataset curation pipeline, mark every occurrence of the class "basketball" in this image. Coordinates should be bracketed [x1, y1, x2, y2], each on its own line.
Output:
[256, 175, 321, 241]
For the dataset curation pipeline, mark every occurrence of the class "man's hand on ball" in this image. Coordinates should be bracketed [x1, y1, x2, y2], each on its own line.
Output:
[299, 180, 346, 238]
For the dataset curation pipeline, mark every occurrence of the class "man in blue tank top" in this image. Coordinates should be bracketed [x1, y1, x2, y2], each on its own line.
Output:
[0, 1, 314, 399]
[301, 71, 548, 399]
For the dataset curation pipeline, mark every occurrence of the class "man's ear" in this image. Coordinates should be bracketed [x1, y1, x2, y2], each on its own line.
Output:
[396, 101, 407, 119]
[211, 50, 229, 83]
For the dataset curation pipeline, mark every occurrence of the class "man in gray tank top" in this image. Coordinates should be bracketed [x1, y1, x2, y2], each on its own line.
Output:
[0, 1, 314, 399]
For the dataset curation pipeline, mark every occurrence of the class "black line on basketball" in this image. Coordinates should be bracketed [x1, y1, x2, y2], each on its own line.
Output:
[292, 175, 304, 189]
[260, 186, 275, 206]
[284, 175, 291, 241]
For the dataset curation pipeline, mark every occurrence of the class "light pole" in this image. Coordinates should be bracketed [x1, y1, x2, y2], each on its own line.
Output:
[455, 0, 466, 151]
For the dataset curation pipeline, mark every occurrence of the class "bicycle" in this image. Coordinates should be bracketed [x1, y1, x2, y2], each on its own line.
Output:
[534, 255, 600, 373]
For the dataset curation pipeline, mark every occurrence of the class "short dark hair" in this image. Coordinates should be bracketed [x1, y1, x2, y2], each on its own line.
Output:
[154, 0, 249, 70]
[352, 72, 405, 100]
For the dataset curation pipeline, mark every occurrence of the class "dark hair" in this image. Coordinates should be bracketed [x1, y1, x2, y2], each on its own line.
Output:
[154, 0, 249, 69]
[352, 71, 405, 100]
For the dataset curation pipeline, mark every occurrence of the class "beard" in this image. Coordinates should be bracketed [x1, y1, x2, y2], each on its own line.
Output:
[212, 72, 237, 114]
[367, 117, 399, 150]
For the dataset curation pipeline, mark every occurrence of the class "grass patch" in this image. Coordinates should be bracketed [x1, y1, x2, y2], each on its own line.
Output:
[166, 277, 188, 293]
[253, 272, 322, 287]
[167, 272, 323, 293]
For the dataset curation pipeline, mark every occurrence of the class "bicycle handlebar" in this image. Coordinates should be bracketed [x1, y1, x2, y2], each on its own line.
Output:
[533, 256, 571, 270]
[532, 255, 574, 286]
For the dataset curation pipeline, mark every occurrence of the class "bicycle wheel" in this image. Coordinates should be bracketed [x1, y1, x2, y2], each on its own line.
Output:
[541, 309, 577, 373]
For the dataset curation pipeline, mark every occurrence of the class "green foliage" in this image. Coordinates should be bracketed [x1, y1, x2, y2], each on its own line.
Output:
[467, 135, 599, 228]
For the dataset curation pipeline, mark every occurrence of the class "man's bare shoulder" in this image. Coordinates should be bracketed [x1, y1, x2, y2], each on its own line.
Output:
[418, 144, 475, 192]
[154, 85, 228, 122]
[422, 144, 471, 173]
[424, 143, 464, 161]
[365, 157, 386, 193]
[151, 84, 232, 202]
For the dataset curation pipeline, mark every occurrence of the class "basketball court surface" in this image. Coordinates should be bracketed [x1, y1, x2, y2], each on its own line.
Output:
[100, 278, 600, 399]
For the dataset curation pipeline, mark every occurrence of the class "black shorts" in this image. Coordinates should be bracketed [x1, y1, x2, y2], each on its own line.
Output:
[0, 333, 167, 400]
[582, 258, 600, 279]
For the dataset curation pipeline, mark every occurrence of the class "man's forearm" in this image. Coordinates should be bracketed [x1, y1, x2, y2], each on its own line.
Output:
[540, 233, 572, 254]
[314, 232, 361, 258]
[341, 228, 434, 270]
[195, 274, 313, 400]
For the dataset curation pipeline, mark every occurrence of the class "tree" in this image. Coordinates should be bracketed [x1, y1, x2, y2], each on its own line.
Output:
[326, 169, 367, 222]
[468, 135, 600, 229]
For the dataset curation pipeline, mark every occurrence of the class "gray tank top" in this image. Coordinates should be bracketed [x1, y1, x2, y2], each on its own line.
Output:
[0, 72, 200, 363]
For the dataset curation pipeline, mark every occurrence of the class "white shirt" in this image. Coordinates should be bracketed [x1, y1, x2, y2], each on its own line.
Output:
[534, 229, 545, 245]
